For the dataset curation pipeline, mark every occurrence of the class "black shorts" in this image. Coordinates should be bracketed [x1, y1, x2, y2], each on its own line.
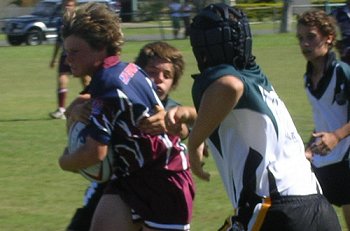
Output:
[312, 160, 350, 206]
[58, 53, 71, 74]
[67, 182, 107, 231]
[258, 194, 341, 231]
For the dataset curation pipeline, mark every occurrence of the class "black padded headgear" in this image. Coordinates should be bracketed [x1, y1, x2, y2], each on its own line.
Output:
[190, 3, 253, 72]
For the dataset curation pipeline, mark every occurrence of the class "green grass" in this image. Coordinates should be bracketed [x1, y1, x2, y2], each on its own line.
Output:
[0, 33, 347, 230]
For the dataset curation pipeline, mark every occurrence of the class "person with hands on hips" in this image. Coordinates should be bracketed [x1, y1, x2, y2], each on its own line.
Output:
[169, 3, 341, 231]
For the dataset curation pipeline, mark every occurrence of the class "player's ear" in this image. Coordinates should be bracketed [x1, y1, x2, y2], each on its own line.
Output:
[326, 34, 334, 46]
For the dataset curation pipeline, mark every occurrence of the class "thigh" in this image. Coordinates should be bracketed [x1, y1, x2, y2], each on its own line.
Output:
[105, 169, 194, 230]
[90, 194, 141, 231]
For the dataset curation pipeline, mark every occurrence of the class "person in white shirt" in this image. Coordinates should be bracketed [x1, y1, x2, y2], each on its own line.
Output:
[168, 0, 182, 39]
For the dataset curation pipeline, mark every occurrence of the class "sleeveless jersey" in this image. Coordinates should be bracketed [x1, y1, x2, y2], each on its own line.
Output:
[304, 53, 350, 167]
[192, 64, 321, 209]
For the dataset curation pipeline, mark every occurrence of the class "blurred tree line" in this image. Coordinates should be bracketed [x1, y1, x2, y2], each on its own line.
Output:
[9, 0, 36, 6]
[9, 0, 344, 33]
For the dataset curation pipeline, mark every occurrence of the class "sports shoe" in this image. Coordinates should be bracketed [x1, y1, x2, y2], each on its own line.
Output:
[49, 109, 66, 120]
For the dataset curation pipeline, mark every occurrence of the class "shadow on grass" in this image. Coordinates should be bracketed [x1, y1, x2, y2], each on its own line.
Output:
[0, 117, 58, 122]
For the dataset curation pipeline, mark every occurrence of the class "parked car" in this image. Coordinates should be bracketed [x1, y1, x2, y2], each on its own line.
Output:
[2, 0, 120, 46]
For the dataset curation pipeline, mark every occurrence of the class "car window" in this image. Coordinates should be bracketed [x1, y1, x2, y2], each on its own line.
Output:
[32, 2, 59, 17]
[77, 1, 119, 13]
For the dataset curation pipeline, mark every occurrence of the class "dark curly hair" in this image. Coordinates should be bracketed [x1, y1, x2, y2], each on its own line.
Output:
[297, 10, 337, 48]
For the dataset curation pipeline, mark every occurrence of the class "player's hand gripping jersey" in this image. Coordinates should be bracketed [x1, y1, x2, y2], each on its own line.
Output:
[87, 56, 189, 177]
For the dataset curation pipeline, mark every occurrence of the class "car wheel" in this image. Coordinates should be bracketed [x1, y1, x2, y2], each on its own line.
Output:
[25, 29, 43, 46]
[7, 35, 24, 46]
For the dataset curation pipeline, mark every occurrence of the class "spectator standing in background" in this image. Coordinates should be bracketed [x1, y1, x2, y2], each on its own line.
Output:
[49, 0, 91, 120]
[182, 0, 193, 39]
[169, 0, 182, 39]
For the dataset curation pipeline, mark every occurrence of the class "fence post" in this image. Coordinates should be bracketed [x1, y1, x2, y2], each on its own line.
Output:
[158, 16, 165, 40]
[280, 0, 293, 33]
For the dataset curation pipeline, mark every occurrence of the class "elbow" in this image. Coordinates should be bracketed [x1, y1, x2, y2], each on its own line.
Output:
[58, 155, 74, 171]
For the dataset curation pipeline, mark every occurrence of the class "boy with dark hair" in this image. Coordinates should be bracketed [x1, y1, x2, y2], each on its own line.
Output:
[298, 9, 350, 230]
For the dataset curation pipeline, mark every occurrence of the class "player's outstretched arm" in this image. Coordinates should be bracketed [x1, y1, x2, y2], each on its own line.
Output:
[188, 75, 243, 181]
[138, 105, 191, 139]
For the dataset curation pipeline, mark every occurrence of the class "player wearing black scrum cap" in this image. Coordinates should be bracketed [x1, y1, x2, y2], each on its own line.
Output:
[166, 3, 341, 231]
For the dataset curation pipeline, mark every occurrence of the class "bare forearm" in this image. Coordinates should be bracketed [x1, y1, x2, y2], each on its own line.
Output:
[179, 124, 190, 140]
[59, 137, 107, 171]
[334, 122, 350, 141]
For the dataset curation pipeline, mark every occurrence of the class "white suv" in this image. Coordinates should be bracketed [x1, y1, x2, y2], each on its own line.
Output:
[2, 0, 120, 46]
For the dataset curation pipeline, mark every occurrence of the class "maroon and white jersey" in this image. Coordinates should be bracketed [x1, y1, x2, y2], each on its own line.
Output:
[87, 56, 189, 178]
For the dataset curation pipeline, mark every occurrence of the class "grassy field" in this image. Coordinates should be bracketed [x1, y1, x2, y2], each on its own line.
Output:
[0, 32, 347, 230]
